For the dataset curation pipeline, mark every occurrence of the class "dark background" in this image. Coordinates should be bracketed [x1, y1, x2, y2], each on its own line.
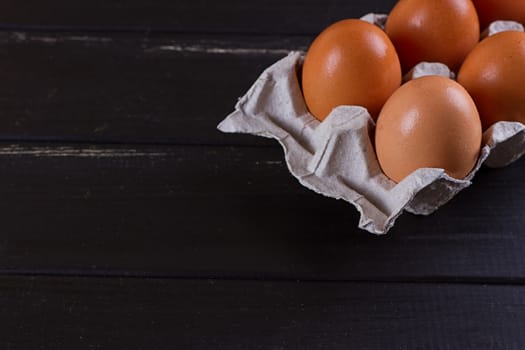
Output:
[1, 1, 524, 349]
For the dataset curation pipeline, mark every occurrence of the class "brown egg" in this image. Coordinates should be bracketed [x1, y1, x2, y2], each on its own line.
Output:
[385, 0, 480, 72]
[302, 19, 401, 121]
[472, 0, 525, 30]
[375, 76, 482, 183]
[457, 31, 525, 130]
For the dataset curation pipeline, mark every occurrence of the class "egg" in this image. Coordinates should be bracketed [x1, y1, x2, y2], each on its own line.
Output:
[457, 31, 525, 130]
[302, 19, 401, 121]
[472, 0, 525, 30]
[375, 76, 482, 183]
[385, 0, 480, 72]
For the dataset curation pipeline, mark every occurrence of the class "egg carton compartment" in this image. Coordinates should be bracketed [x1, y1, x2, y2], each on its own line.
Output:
[217, 15, 525, 235]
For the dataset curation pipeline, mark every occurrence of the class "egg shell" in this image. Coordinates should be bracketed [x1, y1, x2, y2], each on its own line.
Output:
[219, 46, 525, 234]
[385, 0, 480, 72]
[375, 76, 482, 183]
[457, 31, 525, 130]
[219, 13, 525, 235]
[302, 19, 401, 121]
[472, 0, 525, 30]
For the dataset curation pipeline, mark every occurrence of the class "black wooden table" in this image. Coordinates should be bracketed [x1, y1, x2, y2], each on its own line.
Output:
[1, 1, 524, 348]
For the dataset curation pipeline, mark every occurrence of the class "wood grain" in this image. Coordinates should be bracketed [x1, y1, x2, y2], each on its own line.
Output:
[0, 143, 523, 282]
[0, 0, 396, 34]
[2, 0, 523, 347]
[0, 31, 311, 145]
[2, 275, 524, 349]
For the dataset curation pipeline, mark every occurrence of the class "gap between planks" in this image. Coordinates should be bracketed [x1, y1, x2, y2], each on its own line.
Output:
[0, 143, 282, 157]
[1, 270, 525, 287]
[5, 31, 309, 55]
[0, 144, 169, 157]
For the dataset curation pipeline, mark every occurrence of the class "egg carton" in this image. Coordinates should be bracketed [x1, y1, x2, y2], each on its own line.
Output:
[217, 15, 525, 235]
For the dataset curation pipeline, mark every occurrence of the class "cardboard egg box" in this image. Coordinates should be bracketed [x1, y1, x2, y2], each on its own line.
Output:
[218, 14, 525, 234]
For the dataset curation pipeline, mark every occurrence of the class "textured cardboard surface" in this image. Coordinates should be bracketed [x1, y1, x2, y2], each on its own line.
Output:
[218, 18, 525, 235]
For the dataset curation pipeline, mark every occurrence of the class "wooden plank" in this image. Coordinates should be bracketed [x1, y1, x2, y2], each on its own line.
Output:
[2, 275, 525, 349]
[0, 143, 524, 282]
[0, 31, 312, 145]
[0, 0, 397, 34]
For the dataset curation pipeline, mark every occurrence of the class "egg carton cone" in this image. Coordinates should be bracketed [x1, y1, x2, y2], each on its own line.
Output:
[217, 15, 525, 235]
